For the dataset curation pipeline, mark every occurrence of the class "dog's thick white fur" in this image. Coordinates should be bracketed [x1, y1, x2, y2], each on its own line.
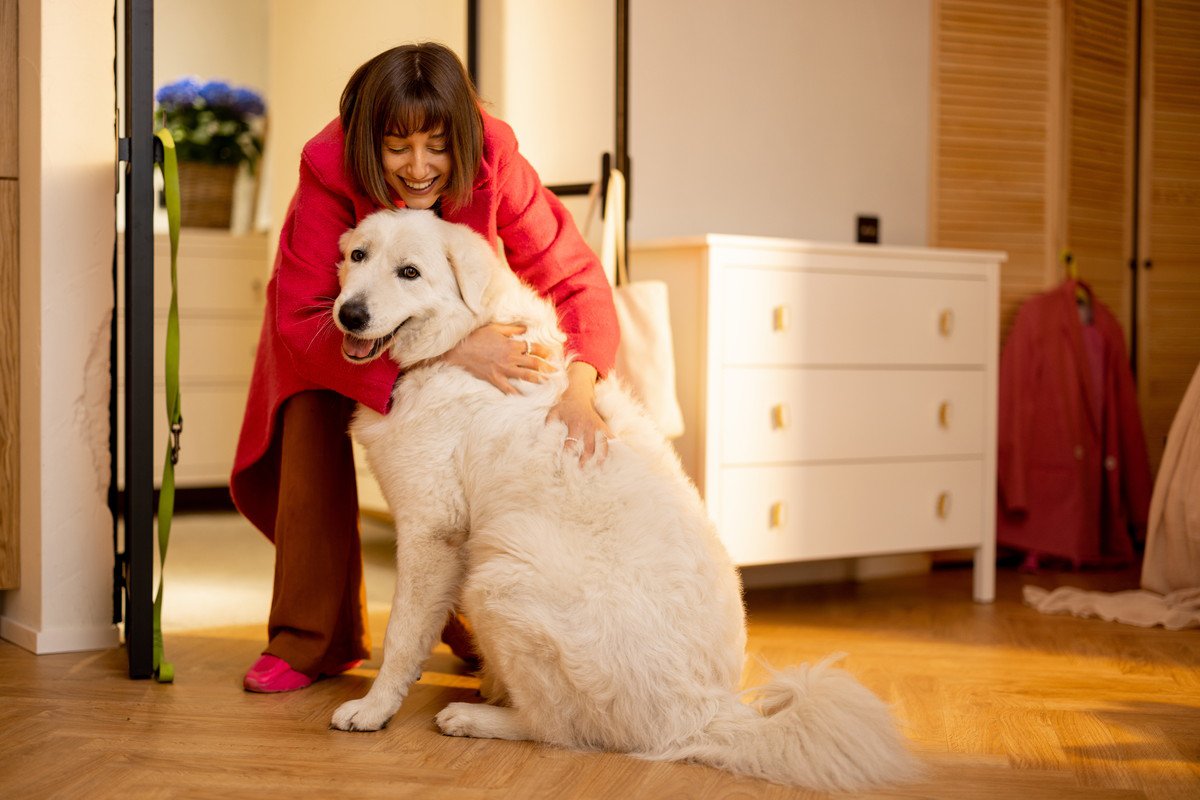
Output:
[327, 209, 920, 791]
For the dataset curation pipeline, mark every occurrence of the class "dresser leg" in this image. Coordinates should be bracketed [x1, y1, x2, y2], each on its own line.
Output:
[973, 544, 996, 603]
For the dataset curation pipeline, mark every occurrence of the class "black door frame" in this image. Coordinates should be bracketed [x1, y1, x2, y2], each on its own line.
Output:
[114, 0, 156, 679]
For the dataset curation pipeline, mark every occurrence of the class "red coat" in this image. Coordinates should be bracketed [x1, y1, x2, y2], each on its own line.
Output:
[997, 280, 1152, 565]
[230, 111, 619, 538]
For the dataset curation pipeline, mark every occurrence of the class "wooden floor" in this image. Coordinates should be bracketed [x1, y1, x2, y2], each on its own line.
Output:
[1, 564, 1197, 799]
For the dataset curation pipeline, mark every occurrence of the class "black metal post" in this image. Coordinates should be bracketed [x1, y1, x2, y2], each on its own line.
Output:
[466, 0, 479, 89]
[615, 0, 629, 210]
[121, 0, 155, 680]
[615, 0, 630, 272]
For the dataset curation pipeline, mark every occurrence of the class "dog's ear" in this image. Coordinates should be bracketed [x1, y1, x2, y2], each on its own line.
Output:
[442, 221, 495, 316]
[337, 228, 358, 262]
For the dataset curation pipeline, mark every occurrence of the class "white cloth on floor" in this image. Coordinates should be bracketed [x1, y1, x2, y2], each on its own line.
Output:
[1023, 585, 1200, 630]
[1023, 360, 1200, 632]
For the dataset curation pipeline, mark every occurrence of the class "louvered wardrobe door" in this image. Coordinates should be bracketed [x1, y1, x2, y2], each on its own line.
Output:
[930, 0, 1057, 342]
[1063, 0, 1137, 335]
[1138, 0, 1200, 472]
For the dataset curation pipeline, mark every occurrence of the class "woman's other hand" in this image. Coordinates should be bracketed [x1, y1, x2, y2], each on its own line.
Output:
[548, 362, 614, 465]
[443, 323, 554, 394]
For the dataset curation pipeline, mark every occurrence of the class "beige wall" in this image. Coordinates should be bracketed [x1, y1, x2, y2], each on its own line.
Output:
[160, 0, 932, 248]
[630, 0, 931, 246]
[478, 0, 614, 187]
[264, 1, 467, 258]
[1, 0, 120, 653]
[154, 0, 269, 96]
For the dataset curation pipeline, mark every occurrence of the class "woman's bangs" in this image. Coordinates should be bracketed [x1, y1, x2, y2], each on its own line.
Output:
[383, 86, 452, 139]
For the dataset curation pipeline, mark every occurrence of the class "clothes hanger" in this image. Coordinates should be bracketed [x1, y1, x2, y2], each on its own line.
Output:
[1061, 249, 1090, 307]
[1061, 249, 1093, 326]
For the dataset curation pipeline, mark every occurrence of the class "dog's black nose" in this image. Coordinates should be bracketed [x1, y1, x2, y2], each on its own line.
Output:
[338, 299, 370, 332]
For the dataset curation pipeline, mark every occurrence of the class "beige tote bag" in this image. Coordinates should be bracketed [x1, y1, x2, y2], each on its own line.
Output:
[586, 168, 685, 439]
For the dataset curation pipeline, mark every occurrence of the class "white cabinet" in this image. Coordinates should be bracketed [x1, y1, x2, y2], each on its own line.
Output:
[632, 235, 1003, 602]
[117, 229, 269, 487]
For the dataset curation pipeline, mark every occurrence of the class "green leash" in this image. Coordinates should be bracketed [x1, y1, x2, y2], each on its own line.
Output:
[153, 128, 182, 683]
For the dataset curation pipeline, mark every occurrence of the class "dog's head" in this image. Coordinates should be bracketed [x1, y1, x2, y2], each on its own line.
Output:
[332, 209, 497, 365]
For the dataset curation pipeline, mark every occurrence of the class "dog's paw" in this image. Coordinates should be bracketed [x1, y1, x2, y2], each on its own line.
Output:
[330, 697, 394, 732]
[435, 702, 478, 737]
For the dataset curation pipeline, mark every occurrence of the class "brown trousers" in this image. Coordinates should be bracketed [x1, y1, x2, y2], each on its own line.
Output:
[264, 390, 475, 678]
[266, 390, 371, 678]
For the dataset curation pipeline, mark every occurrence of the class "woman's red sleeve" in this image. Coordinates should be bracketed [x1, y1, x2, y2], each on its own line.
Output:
[273, 152, 400, 414]
[493, 145, 620, 376]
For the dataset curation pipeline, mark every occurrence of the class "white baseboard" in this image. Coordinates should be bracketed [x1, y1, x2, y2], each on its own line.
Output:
[1, 616, 120, 654]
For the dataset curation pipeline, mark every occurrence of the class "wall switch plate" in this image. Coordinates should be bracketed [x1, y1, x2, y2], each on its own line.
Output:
[857, 215, 879, 244]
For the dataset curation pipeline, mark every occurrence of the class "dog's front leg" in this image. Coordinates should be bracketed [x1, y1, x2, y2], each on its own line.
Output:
[331, 527, 464, 732]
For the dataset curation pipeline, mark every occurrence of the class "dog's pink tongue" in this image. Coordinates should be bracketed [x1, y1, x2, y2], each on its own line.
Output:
[342, 333, 374, 359]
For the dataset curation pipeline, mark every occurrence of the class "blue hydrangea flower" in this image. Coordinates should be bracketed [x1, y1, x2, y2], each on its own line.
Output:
[154, 76, 201, 109]
[198, 80, 236, 109]
[155, 76, 266, 166]
[231, 87, 266, 116]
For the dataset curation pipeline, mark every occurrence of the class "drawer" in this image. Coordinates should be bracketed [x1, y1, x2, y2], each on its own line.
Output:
[715, 459, 985, 565]
[117, 315, 261, 383]
[718, 368, 984, 464]
[718, 269, 987, 366]
[117, 232, 270, 314]
[116, 383, 251, 487]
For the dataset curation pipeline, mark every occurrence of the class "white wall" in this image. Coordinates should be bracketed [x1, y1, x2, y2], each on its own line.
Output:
[479, 0, 614, 187]
[264, 0, 467, 254]
[629, 0, 930, 246]
[1, 0, 120, 654]
[154, 0, 269, 96]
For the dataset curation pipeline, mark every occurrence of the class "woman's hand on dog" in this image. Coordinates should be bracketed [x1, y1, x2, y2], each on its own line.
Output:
[443, 323, 554, 393]
[444, 325, 610, 464]
[549, 362, 614, 466]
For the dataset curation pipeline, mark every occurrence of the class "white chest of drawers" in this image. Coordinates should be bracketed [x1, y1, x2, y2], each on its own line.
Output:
[631, 235, 1004, 602]
[117, 230, 269, 487]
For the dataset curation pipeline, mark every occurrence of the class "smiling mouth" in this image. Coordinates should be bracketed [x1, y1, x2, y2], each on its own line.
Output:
[401, 177, 436, 192]
[341, 319, 410, 363]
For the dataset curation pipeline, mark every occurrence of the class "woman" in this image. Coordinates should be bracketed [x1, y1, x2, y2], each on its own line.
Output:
[231, 42, 619, 692]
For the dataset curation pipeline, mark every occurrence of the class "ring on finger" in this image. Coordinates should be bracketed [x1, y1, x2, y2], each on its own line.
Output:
[523, 340, 532, 356]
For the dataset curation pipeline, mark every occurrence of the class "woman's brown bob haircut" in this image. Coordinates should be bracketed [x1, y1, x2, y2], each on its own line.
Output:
[340, 42, 483, 212]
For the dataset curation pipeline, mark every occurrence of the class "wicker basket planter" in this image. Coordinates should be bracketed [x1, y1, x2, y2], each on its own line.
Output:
[177, 162, 238, 228]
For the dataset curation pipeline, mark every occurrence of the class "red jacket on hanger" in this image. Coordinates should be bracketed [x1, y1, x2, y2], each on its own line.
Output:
[997, 280, 1153, 565]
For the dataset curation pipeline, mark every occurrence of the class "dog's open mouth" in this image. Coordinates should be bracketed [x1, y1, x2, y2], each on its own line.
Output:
[341, 319, 409, 363]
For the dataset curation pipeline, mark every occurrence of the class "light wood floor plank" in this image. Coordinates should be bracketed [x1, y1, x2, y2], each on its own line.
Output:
[1, 565, 1197, 798]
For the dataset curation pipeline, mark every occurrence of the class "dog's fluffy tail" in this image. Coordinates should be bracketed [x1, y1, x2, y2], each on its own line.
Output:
[663, 655, 922, 791]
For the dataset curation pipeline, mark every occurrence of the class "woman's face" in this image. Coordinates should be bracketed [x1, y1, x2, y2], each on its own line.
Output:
[381, 128, 452, 210]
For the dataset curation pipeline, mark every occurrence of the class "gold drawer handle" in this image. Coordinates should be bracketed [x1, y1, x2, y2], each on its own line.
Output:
[772, 305, 789, 332]
[936, 492, 952, 519]
[938, 401, 952, 429]
[770, 403, 790, 430]
[938, 309, 955, 337]
[769, 501, 787, 530]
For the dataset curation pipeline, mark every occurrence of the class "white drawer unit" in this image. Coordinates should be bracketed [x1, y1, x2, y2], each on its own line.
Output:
[117, 229, 270, 488]
[632, 235, 1003, 602]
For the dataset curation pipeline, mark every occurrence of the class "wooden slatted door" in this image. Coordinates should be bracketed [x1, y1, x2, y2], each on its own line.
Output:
[1, 0, 18, 590]
[933, 0, 1200, 476]
[1138, 0, 1200, 472]
[1062, 0, 1137, 334]
[929, 0, 1058, 341]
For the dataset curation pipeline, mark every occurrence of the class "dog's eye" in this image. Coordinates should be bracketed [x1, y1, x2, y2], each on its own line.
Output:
[350, 248, 366, 263]
[397, 265, 421, 280]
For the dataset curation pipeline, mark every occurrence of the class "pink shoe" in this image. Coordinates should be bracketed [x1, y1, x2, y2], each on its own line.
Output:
[243, 654, 363, 693]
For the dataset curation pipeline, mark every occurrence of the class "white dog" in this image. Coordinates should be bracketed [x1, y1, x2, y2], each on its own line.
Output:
[327, 209, 919, 791]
